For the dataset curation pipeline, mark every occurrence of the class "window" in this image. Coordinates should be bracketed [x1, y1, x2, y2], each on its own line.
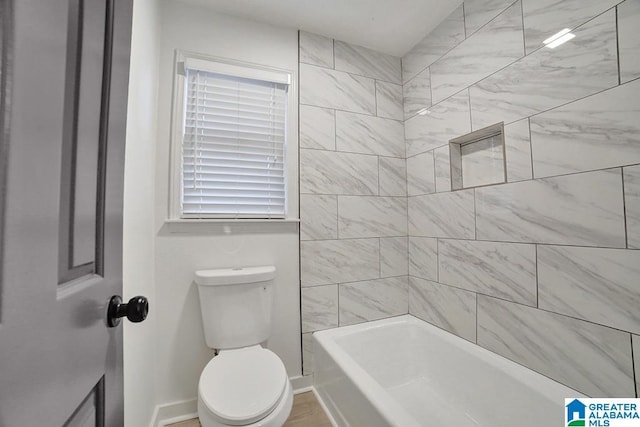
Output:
[171, 53, 291, 219]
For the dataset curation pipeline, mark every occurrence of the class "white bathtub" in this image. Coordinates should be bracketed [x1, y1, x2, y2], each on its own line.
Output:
[313, 315, 584, 427]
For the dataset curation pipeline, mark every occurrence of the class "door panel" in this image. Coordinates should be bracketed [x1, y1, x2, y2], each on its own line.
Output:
[0, 0, 133, 425]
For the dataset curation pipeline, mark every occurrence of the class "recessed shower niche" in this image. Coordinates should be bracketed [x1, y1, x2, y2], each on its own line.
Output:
[449, 122, 506, 190]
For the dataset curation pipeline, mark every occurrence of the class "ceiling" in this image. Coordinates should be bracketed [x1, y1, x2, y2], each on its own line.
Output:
[175, 0, 462, 57]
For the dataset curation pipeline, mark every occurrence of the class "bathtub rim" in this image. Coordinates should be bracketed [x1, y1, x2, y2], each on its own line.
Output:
[313, 314, 585, 426]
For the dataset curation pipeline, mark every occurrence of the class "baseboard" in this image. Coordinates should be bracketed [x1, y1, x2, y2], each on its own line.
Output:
[149, 398, 197, 427]
[290, 374, 313, 392]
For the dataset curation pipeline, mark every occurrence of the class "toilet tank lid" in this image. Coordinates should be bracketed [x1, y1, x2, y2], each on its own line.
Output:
[194, 266, 276, 286]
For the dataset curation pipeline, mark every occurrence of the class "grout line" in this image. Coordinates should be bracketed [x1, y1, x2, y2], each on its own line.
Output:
[527, 117, 535, 179]
[407, 273, 640, 335]
[297, 29, 305, 376]
[622, 167, 629, 248]
[519, 0, 526, 55]
[462, 2, 468, 39]
[632, 334, 638, 398]
[535, 244, 539, 308]
[616, 5, 622, 86]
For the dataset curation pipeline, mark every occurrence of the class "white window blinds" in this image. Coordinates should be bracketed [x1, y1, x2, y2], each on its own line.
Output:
[181, 67, 288, 218]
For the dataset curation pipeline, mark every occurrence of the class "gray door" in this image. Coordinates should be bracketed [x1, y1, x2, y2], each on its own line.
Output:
[0, 0, 134, 425]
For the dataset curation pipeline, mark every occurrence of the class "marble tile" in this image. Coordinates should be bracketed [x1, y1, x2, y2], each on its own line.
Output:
[301, 285, 339, 332]
[475, 169, 626, 247]
[300, 195, 337, 241]
[477, 295, 635, 397]
[300, 149, 378, 195]
[334, 41, 402, 84]
[434, 145, 451, 192]
[408, 237, 438, 281]
[379, 157, 407, 197]
[299, 31, 334, 68]
[619, 0, 640, 84]
[407, 151, 435, 196]
[402, 5, 466, 83]
[538, 245, 640, 334]
[408, 190, 475, 239]
[300, 63, 376, 115]
[504, 119, 532, 182]
[375, 81, 403, 120]
[464, 0, 520, 36]
[624, 165, 640, 249]
[300, 239, 380, 286]
[403, 68, 432, 120]
[522, 0, 621, 54]
[469, 10, 618, 130]
[409, 277, 477, 342]
[335, 111, 404, 158]
[460, 135, 505, 188]
[430, 1, 524, 104]
[405, 91, 471, 157]
[302, 333, 314, 376]
[439, 239, 536, 306]
[530, 76, 640, 178]
[300, 105, 335, 150]
[339, 276, 408, 326]
[337, 196, 407, 238]
[633, 335, 640, 397]
[380, 237, 409, 279]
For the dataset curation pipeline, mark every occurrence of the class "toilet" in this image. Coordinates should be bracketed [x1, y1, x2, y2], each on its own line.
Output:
[194, 266, 293, 427]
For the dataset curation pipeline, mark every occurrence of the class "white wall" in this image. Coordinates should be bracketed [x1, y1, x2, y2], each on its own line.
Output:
[123, 0, 160, 425]
[152, 0, 301, 408]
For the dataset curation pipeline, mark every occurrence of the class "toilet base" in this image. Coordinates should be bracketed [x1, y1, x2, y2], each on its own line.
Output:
[198, 379, 293, 427]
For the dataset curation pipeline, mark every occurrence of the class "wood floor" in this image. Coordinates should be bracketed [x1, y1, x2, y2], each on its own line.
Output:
[167, 391, 332, 427]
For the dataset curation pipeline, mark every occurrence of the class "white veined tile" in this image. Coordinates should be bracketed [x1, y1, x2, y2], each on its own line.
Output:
[402, 5, 465, 83]
[334, 41, 402, 84]
[408, 237, 437, 281]
[405, 90, 471, 157]
[300, 149, 378, 195]
[477, 295, 635, 397]
[522, 0, 620, 54]
[619, 0, 640, 84]
[339, 276, 408, 326]
[434, 145, 451, 193]
[504, 119, 532, 182]
[623, 164, 640, 249]
[379, 157, 407, 197]
[299, 31, 334, 68]
[438, 239, 536, 306]
[301, 238, 379, 286]
[408, 190, 475, 239]
[375, 81, 403, 120]
[380, 237, 409, 278]
[464, 0, 521, 36]
[403, 68, 432, 120]
[337, 196, 407, 238]
[301, 285, 338, 332]
[430, 1, 524, 104]
[530, 79, 640, 178]
[475, 169, 626, 247]
[470, 10, 618, 129]
[300, 194, 337, 241]
[300, 105, 335, 150]
[407, 151, 435, 196]
[538, 245, 640, 335]
[300, 63, 376, 115]
[336, 111, 404, 158]
[409, 277, 477, 342]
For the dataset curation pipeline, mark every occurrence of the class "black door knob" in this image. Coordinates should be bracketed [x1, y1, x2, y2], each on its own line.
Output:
[107, 295, 149, 327]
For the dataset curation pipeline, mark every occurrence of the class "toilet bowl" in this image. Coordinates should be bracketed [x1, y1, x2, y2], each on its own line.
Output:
[197, 346, 293, 427]
[194, 266, 293, 427]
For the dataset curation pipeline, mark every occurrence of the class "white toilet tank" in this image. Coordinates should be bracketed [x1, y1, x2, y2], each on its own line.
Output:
[194, 266, 276, 350]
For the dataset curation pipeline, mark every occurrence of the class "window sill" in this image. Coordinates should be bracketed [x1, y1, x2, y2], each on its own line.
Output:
[160, 218, 300, 235]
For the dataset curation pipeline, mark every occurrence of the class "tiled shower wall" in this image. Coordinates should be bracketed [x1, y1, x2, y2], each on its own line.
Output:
[298, 32, 408, 375]
[403, 0, 640, 397]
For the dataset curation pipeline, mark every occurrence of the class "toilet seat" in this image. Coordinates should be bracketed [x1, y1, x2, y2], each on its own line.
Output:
[198, 346, 287, 426]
